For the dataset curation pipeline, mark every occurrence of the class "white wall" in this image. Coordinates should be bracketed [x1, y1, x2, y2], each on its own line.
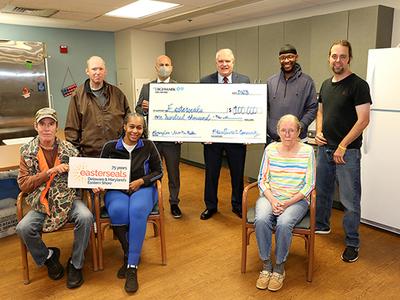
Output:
[115, 30, 133, 107]
[170, 0, 400, 47]
[115, 29, 176, 107]
[130, 30, 176, 79]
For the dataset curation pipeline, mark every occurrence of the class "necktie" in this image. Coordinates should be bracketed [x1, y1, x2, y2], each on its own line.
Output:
[223, 76, 228, 84]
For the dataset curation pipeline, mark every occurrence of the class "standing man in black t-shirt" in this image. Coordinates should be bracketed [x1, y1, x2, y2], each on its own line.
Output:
[315, 40, 371, 263]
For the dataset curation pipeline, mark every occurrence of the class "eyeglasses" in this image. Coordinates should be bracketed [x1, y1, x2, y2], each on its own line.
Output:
[279, 128, 298, 135]
[279, 54, 296, 61]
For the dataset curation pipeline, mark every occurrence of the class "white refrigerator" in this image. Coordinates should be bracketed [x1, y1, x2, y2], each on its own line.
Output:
[361, 48, 400, 234]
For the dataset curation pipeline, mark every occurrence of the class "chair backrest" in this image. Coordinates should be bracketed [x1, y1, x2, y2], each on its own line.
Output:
[16, 192, 26, 222]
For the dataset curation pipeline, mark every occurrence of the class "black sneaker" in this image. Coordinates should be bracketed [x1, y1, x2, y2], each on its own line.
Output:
[125, 267, 138, 293]
[44, 247, 64, 280]
[170, 204, 182, 219]
[341, 246, 359, 263]
[66, 258, 84, 289]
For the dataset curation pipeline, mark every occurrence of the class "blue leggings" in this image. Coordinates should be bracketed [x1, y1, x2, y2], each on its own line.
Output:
[105, 186, 158, 265]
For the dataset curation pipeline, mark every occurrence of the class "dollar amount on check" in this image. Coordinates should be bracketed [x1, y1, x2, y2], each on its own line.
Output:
[148, 83, 267, 144]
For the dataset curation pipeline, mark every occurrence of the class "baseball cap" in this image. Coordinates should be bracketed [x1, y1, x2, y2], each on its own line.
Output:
[35, 107, 58, 123]
[279, 44, 297, 56]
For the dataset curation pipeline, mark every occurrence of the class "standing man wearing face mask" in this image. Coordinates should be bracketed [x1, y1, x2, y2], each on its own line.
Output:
[135, 55, 182, 219]
[267, 44, 317, 145]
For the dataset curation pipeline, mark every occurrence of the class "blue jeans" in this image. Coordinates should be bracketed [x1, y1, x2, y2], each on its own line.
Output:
[255, 196, 308, 264]
[316, 146, 361, 247]
[105, 186, 157, 265]
[16, 200, 93, 268]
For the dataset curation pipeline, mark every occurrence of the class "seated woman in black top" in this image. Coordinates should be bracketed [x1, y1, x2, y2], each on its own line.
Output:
[97, 113, 162, 293]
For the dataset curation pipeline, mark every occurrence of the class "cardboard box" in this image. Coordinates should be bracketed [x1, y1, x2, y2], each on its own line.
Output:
[0, 206, 17, 238]
[0, 170, 19, 203]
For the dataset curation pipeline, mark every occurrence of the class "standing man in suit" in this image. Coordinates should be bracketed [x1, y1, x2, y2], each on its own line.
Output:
[200, 48, 250, 220]
[135, 55, 182, 219]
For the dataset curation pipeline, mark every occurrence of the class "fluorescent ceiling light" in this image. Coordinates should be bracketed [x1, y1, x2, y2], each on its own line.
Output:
[106, 0, 180, 19]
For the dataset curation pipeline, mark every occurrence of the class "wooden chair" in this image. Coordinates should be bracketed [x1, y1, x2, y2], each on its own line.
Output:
[16, 191, 98, 284]
[93, 180, 167, 270]
[241, 182, 316, 282]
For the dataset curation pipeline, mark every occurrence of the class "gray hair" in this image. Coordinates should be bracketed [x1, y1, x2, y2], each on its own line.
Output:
[86, 56, 106, 68]
[216, 48, 235, 61]
[277, 114, 301, 132]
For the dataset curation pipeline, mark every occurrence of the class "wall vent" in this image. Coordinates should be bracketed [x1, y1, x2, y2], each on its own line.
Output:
[1, 5, 58, 17]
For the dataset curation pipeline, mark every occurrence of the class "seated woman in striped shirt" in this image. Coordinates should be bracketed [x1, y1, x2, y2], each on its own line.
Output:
[255, 114, 315, 292]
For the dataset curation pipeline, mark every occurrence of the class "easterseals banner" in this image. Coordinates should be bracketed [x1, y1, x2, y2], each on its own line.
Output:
[68, 157, 130, 190]
[148, 83, 267, 144]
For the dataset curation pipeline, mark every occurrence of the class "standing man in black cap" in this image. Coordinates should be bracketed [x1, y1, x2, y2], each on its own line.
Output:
[266, 44, 317, 145]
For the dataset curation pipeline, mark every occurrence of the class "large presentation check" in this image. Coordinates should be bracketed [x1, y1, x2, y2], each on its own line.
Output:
[148, 83, 267, 144]
[68, 157, 131, 190]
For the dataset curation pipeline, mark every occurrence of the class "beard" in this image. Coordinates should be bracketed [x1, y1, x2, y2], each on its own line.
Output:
[331, 64, 346, 75]
[331, 65, 345, 75]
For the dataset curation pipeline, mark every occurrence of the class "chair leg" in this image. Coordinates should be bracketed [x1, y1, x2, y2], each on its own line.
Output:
[97, 225, 105, 271]
[90, 226, 99, 271]
[19, 239, 30, 284]
[158, 220, 167, 265]
[307, 235, 314, 282]
[246, 231, 253, 246]
[241, 228, 248, 273]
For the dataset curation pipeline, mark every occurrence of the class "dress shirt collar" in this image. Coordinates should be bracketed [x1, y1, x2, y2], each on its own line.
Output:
[218, 73, 232, 83]
[157, 77, 170, 83]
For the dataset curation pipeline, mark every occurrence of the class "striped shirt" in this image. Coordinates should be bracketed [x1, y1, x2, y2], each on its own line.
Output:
[258, 142, 315, 202]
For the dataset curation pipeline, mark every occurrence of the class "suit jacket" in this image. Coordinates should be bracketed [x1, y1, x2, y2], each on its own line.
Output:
[200, 72, 250, 84]
[135, 78, 177, 115]
[200, 71, 250, 148]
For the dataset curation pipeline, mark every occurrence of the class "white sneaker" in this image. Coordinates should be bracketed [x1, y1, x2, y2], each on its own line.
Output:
[256, 270, 272, 290]
[268, 271, 285, 291]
